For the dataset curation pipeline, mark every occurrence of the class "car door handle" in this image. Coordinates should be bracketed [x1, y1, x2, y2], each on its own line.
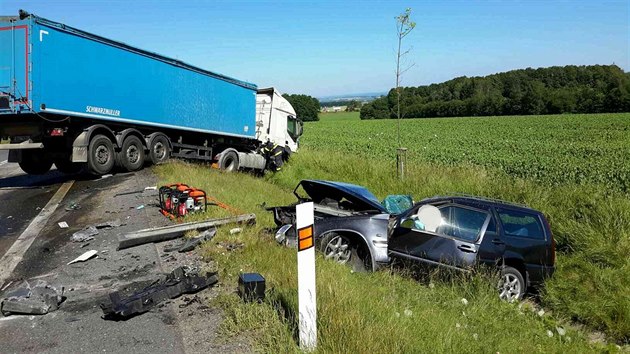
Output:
[491, 239, 505, 245]
[457, 244, 477, 253]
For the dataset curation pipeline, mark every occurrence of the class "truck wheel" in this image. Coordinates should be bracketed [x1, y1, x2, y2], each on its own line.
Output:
[119, 135, 145, 172]
[218, 150, 239, 171]
[19, 150, 53, 175]
[54, 157, 84, 174]
[149, 135, 170, 165]
[88, 134, 116, 175]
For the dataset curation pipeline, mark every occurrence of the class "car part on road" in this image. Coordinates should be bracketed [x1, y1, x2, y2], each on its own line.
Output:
[163, 228, 217, 253]
[1, 280, 64, 316]
[238, 273, 265, 302]
[100, 266, 218, 319]
[67, 250, 98, 265]
[70, 227, 99, 242]
[118, 213, 256, 250]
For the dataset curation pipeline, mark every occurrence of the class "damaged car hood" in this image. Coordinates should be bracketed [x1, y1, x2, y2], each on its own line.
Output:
[295, 180, 387, 213]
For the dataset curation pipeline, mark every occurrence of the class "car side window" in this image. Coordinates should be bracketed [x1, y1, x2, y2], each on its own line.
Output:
[497, 209, 545, 240]
[437, 206, 489, 242]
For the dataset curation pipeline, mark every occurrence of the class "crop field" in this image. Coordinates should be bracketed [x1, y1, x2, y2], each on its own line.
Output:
[303, 112, 630, 194]
[157, 112, 630, 351]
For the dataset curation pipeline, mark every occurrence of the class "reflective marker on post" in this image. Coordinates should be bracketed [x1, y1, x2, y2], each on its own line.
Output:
[296, 202, 317, 351]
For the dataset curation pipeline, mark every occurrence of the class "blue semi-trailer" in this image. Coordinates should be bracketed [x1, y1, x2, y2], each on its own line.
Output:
[0, 10, 302, 175]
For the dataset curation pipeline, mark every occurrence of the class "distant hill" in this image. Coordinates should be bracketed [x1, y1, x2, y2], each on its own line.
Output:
[360, 65, 630, 119]
[319, 92, 386, 107]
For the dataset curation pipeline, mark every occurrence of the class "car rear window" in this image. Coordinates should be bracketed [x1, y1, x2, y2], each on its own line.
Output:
[498, 209, 545, 240]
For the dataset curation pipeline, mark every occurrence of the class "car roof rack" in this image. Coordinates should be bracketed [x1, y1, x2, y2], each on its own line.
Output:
[446, 193, 529, 208]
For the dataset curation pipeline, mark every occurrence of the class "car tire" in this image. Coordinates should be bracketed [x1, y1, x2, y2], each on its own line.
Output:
[149, 134, 170, 165]
[19, 150, 53, 175]
[88, 134, 116, 175]
[498, 266, 526, 302]
[119, 135, 145, 172]
[319, 232, 371, 272]
[218, 150, 239, 171]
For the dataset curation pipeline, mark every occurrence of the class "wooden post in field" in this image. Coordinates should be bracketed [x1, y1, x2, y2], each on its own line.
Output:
[397, 147, 407, 180]
[296, 202, 317, 351]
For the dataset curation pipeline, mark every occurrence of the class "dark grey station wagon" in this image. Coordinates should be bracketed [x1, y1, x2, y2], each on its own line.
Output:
[388, 195, 556, 301]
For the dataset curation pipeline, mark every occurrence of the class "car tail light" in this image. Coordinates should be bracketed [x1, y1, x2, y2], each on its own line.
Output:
[543, 216, 555, 265]
[50, 128, 64, 136]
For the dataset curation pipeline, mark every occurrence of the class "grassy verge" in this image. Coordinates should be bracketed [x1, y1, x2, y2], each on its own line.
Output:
[155, 152, 627, 351]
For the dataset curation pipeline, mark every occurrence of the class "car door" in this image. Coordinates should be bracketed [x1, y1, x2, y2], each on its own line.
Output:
[476, 211, 506, 267]
[389, 204, 491, 270]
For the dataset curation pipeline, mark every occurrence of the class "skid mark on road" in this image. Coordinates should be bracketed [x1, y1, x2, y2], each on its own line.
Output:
[0, 181, 74, 285]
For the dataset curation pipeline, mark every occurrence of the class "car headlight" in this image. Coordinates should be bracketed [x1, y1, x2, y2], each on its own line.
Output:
[275, 224, 293, 244]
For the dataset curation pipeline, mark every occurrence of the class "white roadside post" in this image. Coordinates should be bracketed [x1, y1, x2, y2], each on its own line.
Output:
[296, 202, 317, 351]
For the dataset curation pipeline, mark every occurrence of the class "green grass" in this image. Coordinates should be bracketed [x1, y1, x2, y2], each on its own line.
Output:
[317, 111, 360, 122]
[154, 112, 630, 350]
[305, 113, 630, 193]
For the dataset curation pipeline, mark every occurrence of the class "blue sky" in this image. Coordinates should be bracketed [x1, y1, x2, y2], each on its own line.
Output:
[2, 1, 628, 97]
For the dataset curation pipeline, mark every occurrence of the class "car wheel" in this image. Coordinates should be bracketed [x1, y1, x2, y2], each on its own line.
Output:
[320, 232, 371, 272]
[498, 266, 525, 302]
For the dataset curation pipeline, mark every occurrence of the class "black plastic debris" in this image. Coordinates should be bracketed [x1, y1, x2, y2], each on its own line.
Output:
[238, 273, 265, 302]
[1, 280, 65, 316]
[100, 266, 218, 319]
[163, 228, 217, 253]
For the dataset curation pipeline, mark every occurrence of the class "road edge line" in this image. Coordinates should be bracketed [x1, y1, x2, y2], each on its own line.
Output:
[0, 180, 74, 285]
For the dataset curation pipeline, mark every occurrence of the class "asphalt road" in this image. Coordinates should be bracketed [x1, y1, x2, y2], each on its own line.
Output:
[0, 163, 247, 353]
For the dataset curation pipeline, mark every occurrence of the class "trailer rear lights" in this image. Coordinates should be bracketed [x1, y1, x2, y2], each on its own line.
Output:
[50, 128, 65, 136]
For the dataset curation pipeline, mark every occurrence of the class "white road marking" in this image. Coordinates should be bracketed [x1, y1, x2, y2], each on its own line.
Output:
[0, 181, 74, 285]
[0, 160, 7, 166]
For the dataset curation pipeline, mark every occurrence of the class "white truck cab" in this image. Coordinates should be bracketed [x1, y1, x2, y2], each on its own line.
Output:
[255, 88, 302, 153]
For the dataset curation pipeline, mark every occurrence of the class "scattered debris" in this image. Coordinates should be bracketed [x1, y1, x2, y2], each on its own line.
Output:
[6, 215, 13, 219]
[99, 174, 113, 180]
[218, 241, 244, 252]
[70, 226, 99, 242]
[238, 273, 265, 302]
[136, 204, 145, 210]
[118, 213, 256, 250]
[145, 186, 157, 191]
[229, 227, 242, 235]
[164, 228, 217, 253]
[461, 298, 468, 306]
[95, 219, 124, 229]
[58, 221, 69, 228]
[556, 326, 566, 336]
[100, 266, 218, 319]
[68, 250, 98, 265]
[65, 202, 81, 211]
[1, 280, 64, 316]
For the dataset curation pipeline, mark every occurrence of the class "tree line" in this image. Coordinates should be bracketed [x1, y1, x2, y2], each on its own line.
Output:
[282, 94, 320, 121]
[360, 65, 630, 119]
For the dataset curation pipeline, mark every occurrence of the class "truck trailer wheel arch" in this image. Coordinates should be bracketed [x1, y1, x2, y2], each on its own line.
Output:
[72, 125, 118, 163]
[116, 128, 145, 152]
[146, 133, 171, 165]
[217, 148, 239, 172]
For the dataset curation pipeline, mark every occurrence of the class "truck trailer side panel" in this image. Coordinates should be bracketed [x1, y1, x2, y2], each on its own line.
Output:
[2, 15, 257, 139]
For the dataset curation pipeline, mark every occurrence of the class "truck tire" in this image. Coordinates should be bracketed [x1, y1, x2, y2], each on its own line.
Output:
[54, 157, 84, 174]
[149, 135, 170, 165]
[119, 135, 145, 172]
[19, 150, 53, 175]
[218, 150, 239, 171]
[88, 134, 116, 175]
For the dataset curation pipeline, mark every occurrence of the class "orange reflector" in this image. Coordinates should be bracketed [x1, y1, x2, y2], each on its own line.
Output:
[298, 225, 314, 251]
[298, 226, 313, 240]
[299, 236, 313, 251]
